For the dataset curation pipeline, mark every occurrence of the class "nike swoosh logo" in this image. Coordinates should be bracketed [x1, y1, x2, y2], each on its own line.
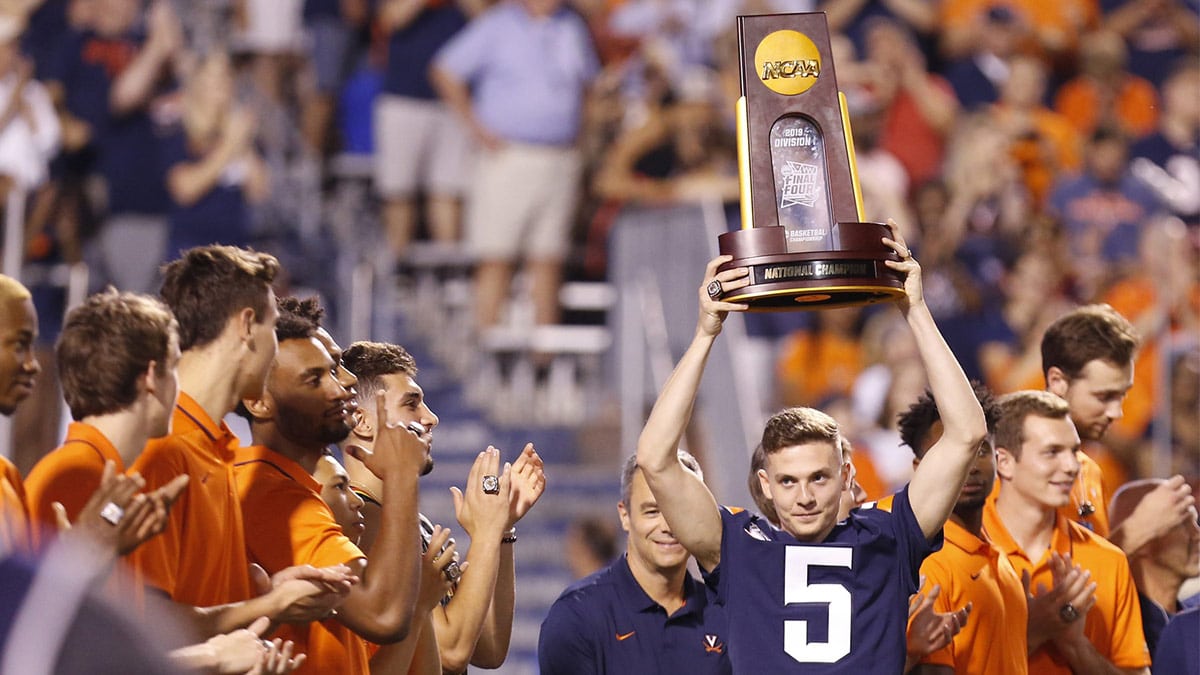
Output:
[616, 631, 635, 641]
[971, 571, 982, 580]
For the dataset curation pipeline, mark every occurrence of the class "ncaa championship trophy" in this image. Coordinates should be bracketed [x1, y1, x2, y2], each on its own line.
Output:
[716, 12, 905, 310]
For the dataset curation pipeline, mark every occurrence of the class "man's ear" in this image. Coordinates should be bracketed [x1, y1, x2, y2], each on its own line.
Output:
[242, 395, 272, 422]
[756, 468, 773, 503]
[351, 407, 373, 441]
[617, 501, 631, 534]
[996, 446, 1016, 481]
[1046, 366, 1070, 397]
[238, 306, 257, 345]
[141, 361, 160, 395]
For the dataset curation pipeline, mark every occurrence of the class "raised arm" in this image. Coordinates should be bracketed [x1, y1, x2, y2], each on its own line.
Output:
[634, 256, 749, 572]
[884, 220, 988, 539]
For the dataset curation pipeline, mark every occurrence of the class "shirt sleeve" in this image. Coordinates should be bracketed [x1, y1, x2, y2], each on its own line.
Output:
[431, 9, 493, 83]
[537, 592, 599, 675]
[886, 487, 943, 598]
[1107, 551, 1151, 668]
[24, 448, 106, 546]
[126, 438, 189, 598]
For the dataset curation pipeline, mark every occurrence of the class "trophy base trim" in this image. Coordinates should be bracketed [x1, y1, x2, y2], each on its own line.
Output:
[723, 284, 905, 311]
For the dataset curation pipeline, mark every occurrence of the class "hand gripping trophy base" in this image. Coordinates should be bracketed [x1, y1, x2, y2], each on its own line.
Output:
[716, 221, 905, 310]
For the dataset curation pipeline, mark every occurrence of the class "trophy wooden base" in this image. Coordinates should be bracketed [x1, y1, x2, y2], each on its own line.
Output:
[716, 221, 904, 310]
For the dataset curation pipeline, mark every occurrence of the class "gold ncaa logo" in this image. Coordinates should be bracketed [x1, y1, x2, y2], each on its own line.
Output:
[754, 30, 821, 96]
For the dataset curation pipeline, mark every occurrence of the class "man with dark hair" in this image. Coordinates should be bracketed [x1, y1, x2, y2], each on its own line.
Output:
[24, 289, 188, 548]
[636, 220, 988, 672]
[984, 391, 1150, 674]
[340, 340, 545, 673]
[893, 383, 1030, 674]
[128, 245, 355, 639]
[1109, 479, 1200, 655]
[1040, 304, 1194, 554]
[0, 274, 41, 551]
[235, 296, 427, 674]
[539, 451, 730, 674]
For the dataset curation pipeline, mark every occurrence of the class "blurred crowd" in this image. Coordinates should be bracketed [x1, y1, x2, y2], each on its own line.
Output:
[0, 0, 1196, 496]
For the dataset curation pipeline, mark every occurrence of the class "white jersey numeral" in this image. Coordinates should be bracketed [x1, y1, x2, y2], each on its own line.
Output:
[783, 546, 853, 663]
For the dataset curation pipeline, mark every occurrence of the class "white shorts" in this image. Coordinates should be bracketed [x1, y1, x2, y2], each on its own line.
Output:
[464, 143, 582, 261]
[373, 95, 470, 198]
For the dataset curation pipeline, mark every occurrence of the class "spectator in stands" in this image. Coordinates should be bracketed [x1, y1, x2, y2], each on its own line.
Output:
[1102, 0, 1200, 88]
[432, 0, 600, 331]
[1109, 478, 1200, 655]
[341, 340, 546, 673]
[984, 390, 1151, 674]
[1129, 61, 1199, 221]
[775, 307, 864, 409]
[0, 13, 60, 197]
[592, 68, 737, 207]
[941, 4, 1027, 110]
[162, 50, 269, 258]
[988, 55, 1081, 207]
[821, 0, 938, 63]
[1047, 127, 1161, 294]
[374, 0, 482, 260]
[539, 451, 732, 674]
[44, 0, 185, 293]
[300, 0, 367, 155]
[235, 297, 426, 673]
[1054, 29, 1159, 139]
[861, 17, 959, 188]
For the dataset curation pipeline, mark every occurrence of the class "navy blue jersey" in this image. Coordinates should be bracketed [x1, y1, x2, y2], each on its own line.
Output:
[539, 555, 732, 675]
[703, 486, 940, 672]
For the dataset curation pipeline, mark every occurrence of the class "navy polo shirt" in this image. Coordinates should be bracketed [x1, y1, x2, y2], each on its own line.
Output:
[538, 554, 731, 675]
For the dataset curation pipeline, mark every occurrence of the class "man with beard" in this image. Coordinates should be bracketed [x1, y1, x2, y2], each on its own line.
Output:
[340, 340, 546, 673]
[895, 384, 1030, 674]
[1039, 305, 1194, 554]
[539, 451, 731, 674]
[234, 297, 427, 674]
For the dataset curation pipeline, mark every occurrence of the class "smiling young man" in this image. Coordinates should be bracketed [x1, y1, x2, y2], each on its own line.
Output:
[1040, 305, 1194, 552]
[635, 220, 987, 672]
[539, 451, 730, 674]
[983, 391, 1150, 675]
[0, 275, 40, 552]
[235, 297, 427, 674]
[340, 340, 546, 674]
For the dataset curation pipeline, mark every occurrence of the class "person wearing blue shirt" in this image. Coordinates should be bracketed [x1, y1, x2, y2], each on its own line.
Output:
[1153, 606, 1200, 675]
[539, 451, 730, 675]
[431, 0, 599, 332]
[635, 220, 987, 673]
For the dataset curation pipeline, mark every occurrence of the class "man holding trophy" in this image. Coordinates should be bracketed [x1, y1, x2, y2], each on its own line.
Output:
[633, 12, 988, 671]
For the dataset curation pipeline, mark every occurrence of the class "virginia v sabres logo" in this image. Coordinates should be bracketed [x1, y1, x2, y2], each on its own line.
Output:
[704, 634, 724, 654]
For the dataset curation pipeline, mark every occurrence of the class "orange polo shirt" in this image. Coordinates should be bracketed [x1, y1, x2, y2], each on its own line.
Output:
[24, 422, 126, 548]
[914, 518, 1028, 674]
[126, 392, 253, 607]
[983, 501, 1150, 673]
[1, 456, 29, 553]
[234, 445, 369, 675]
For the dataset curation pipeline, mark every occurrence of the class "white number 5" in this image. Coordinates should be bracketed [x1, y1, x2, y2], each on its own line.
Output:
[783, 546, 853, 663]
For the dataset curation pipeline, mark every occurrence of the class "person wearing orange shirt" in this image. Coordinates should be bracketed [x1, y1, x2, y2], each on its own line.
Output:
[1040, 305, 1195, 555]
[127, 245, 355, 639]
[0, 274, 41, 553]
[235, 296, 428, 674]
[24, 290, 188, 549]
[896, 383, 1029, 675]
[341, 339, 546, 674]
[984, 390, 1150, 675]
